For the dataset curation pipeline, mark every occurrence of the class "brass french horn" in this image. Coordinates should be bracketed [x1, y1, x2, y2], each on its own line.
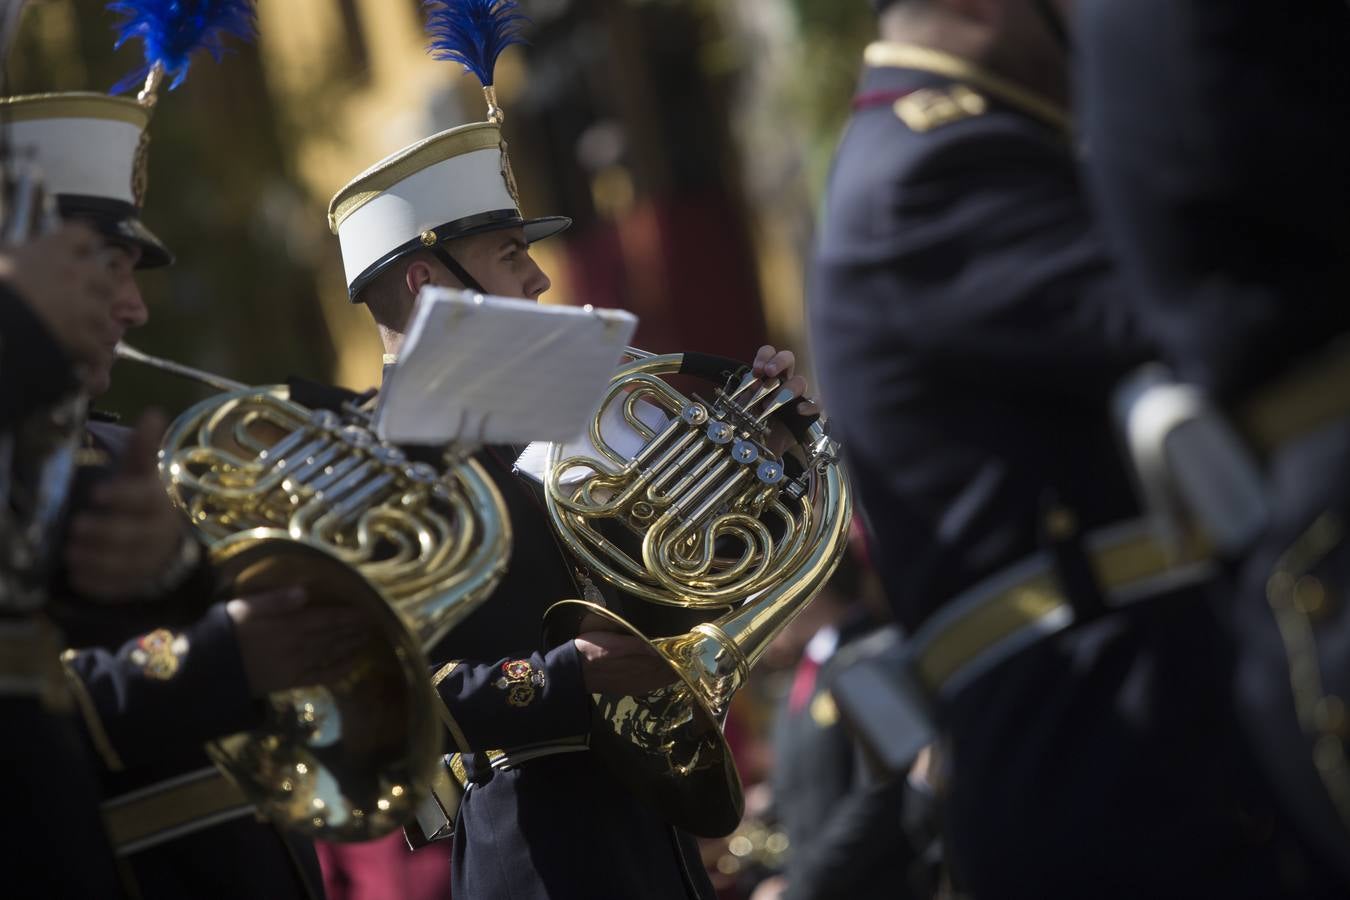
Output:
[115, 343, 511, 840]
[541, 349, 851, 837]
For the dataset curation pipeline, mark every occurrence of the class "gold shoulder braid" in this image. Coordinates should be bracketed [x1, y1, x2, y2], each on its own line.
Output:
[500, 140, 522, 211]
[865, 42, 1070, 135]
[131, 128, 152, 207]
[895, 85, 988, 133]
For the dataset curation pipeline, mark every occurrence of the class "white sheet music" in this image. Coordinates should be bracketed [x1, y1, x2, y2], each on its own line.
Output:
[373, 287, 638, 446]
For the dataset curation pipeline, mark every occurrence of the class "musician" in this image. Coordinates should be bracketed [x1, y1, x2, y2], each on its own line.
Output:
[807, 1, 1330, 895]
[1078, 0, 1350, 887]
[0, 222, 118, 418]
[1, 91, 362, 898]
[325, 17, 811, 892]
[0, 222, 126, 897]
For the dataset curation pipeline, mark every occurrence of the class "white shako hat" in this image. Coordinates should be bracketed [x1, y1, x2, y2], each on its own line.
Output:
[327, 0, 570, 302]
[327, 121, 569, 300]
[0, 92, 172, 267]
[0, 0, 260, 269]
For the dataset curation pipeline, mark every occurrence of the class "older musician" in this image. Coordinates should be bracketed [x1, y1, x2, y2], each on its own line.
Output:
[0, 223, 118, 410]
[0, 89, 369, 898]
[0, 220, 127, 899]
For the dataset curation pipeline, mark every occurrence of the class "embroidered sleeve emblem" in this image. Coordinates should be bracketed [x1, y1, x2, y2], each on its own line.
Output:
[495, 659, 545, 707]
[129, 629, 188, 681]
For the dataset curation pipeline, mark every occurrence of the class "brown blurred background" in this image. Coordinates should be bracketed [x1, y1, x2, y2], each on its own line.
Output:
[9, 0, 873, 421]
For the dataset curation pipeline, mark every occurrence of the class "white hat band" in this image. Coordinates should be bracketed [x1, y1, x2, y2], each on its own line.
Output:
[336, 146, 515, 290]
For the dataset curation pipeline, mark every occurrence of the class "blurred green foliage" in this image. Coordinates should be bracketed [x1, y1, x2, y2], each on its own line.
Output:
[784, 0, 875, 199]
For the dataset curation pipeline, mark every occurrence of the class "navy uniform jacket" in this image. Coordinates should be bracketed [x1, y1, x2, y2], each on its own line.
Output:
[0, 284, 79, 427]
[1079, 0, 1350, 884]
[807, 46, 1327, 897]
[431, 445, 716, 900]
[56, 422, 324, 899]
[0, 286, 126, 898]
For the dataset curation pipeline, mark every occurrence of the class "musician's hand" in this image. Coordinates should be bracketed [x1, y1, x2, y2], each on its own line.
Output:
[65, 411, 189, 600]
[752, 345, 817, 416]
[752, 345, 821, 458]
[574, 630, 677, 696]
[0, 223, 117, 389]
[225, 588, 370, 697]
[749, 875, 787, 900]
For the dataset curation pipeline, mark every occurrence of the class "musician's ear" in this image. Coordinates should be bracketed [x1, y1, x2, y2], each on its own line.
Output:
[405, 258, 437, 297]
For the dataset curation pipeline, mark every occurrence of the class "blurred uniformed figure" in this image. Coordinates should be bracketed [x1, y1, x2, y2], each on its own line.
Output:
[752, 551, 925, 900]
[1078, 0, 1350, 887]
[0, 221, 126, 897]
[807, 1, 1337, 896]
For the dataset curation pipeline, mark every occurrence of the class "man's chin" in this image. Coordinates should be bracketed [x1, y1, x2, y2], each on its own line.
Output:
[85, 369, 112, 399]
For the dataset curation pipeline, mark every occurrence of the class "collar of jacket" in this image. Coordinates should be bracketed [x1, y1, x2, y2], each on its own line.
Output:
[863, 42, 1071, 135]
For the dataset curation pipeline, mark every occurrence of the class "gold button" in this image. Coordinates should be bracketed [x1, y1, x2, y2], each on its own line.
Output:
[1294, 575, 1328, 618]
[1267, 571, 1296, 607]
[1316, 696, 1348, 736]
[1314, 734, 1344, 772]
[420, 230, 438, 246]
[1045, 506, 1077, 539]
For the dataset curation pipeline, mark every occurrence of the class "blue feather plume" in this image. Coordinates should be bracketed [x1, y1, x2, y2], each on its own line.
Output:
[107, 0, 257, 95]
[424, 0, 529, 87]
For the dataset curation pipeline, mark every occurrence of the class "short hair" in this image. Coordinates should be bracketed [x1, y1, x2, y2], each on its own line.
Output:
[355, 264, 405, 327]
[355, 248, 444, 330]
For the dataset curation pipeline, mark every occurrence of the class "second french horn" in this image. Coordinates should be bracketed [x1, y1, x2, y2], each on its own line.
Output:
[542, 349, 852, 837]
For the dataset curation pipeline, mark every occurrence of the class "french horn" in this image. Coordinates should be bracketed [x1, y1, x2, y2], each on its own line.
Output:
[115, 343, 511, 840]
[541, 349, 851, 837]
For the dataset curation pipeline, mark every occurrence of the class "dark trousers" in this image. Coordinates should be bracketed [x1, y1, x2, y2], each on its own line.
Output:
[2, 698, 126, 899]
[942, 590, 1342, 898]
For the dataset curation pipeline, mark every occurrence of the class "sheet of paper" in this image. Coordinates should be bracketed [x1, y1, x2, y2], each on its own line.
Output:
[374, 287, 638, 446]
[513, 395, 670, 485]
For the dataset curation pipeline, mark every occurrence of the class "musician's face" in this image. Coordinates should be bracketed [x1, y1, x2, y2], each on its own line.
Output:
[442, 227, 552, 301]
[90, 241, 145, 397]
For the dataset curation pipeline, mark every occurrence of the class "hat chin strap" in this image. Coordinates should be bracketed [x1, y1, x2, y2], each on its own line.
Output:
[430, 244, 486, 294]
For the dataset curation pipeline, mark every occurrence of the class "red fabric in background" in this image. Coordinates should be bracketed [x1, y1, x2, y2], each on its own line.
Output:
[316, 833, 451, 900]
[562, 191, 767, 357]
[787, 654, 821, 715]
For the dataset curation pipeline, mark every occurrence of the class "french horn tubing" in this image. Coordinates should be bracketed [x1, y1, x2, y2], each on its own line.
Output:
[542, 350, 851, 837]
[115, 343, 511, 841]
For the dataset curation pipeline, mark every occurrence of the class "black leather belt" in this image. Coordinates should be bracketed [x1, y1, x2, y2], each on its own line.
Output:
[915, 339, 1350, 701]
[1241, 339, 1350, 454]
[102, 766, 253, 856]
[909, 520, 1214, 700]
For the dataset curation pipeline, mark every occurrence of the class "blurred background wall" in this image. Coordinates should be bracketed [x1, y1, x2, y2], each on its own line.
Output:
[8, 0, 873, 424]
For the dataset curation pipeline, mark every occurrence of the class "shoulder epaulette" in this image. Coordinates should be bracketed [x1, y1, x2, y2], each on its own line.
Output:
[894, 84, 988, 133]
